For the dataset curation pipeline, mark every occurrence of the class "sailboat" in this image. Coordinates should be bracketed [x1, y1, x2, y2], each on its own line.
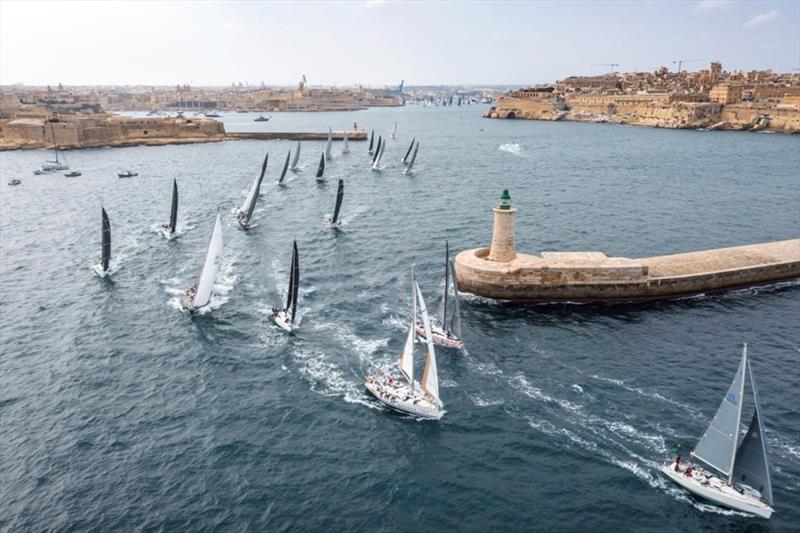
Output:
[183, 213, 223, 313]
[391, 121, 397, 139]
[403, 142, 418, 175]
[325, 127, 333, 159]
[364, 266, 444, 419]
[402, 137, 416, 165]
[342, 132, 350, 154]
[42, 124, 69, 171]
[160, 179, 179, 239]
[290, 141, 301, 172]
[238, 152, 268, 229]
[92, 207, 111, 277]
[272, 240, 299, 332]
[325, 179, 344, 229]
[662, 344, 774, 519]
[416, 242, 463, 349]
[371, 137, 385, 171]
[277, 150, 291, 185]
[315, 152, 326, 182]
[368, 130, 374, 154]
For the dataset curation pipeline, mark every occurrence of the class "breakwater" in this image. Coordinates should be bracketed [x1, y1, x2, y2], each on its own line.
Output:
[226, 130, 368, 141]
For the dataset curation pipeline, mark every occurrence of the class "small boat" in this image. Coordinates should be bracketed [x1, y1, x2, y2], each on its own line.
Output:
[160, 179, 179, 239]
[391, 121, 397, 140]
[64, 170, 82, 177]
[342, 131, 350, 154]
[325, 127, 333, 159]
[325, 179, 344, 229]
[277, 150, 291, 185]
[661, 344, 774, 519]
[8, 178, 21, 186]
[92, 208, 112, 277]
[183, 213, 223, 313]
[204, 111, 221, 118]
[368, 130, 374, 154]
[238, 152, 268, 229]
[254, 115, 270, 122]
[365, 266, 444, 419]
[290, 141, 301, 172]
[33, 169, 50, 175]
[315, 152, 326, 182]
[117, 170, 138, 178]
[416, 242, 463, 349]
[371, 137, 385, 171]
[402, 137, 416, 165]
[403, 142, 418, 175]
[272, 240, 299, 332]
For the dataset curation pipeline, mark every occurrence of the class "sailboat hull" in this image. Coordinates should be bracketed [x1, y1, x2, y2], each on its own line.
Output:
[92, 264, 109, 277]
[365, 378, 442, 419]
[416, 323, 463, 350]
[273, 310, 294, 333]
[661, 462, 773, 519]
[324, 216, 340, 229]
[160, 226, 176, 240]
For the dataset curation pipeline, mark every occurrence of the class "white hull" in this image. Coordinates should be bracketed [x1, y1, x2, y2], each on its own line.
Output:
[364, 377, 442, 419]
[160, 226, 176, 240]
[273, 310, 293, 332]
[416, 323, 463, 350]
[661, 462, 773, 519]
[324, 216, 340, 229]
[92, 264, 109, 277]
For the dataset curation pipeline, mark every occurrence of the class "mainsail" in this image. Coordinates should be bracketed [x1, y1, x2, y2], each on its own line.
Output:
[342, 132, 350, 154]
[325, 127, 333, 158]
[368, 130, 374, 154]
[692, 346, 747, 478]
[402, 137, 416, 165]
[391, 121, 397, 139]
[732, 350, 773, 504]
[398, 268, 417, 384]
[194, 214, 223, 309]
[316, 152, 325, 180]
[240, 152, 268, 225]
[278, 150, 290, 184]
[285, 240, 300, 323]
[291, 141, 301, 170]
[372, 136, 382, 165]
[332, 179, 344, 224]
[406, 143, 418, 173]
[169, 179, 178, 234]
[101, 207, 111, 272]
[448, 259, 462, 338]
[416, 280, 440, 405]
[372, 139, 385, 169]
[435, 241, 450, 325]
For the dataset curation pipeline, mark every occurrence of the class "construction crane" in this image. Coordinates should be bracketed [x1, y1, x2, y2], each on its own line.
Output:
[593, 63, 620, 74]
[672, 59, 702, 74]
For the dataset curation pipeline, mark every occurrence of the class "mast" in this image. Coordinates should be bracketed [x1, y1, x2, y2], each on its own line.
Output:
[101, 208, 111, 272]
[402, 137, 416, 164]
[316, 152, 325, 179]
[243, 152, 268, 225]
[325, 127, 333, 158]
[448, 259, 462, 338]
[368, 130, 374, 153]
[169, 179, 178, 234]
[391, 121, 397, 139]
[398, 267, 416, 385]
[343, 132, 350, 153]
[729, 344, 747, 484]
[278, 150, 290, 183]
[436, 241, 449, 324]
[291, 141, 301, 170]
[332, 179, 344, 224]
[285, 244, 295, 312]
[290, 241, 299, 323]
[416, 279, 440, 406]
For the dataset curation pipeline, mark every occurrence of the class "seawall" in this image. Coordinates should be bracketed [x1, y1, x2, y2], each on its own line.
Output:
[455, 240, 800, 302]
[226, 130, 368, 141]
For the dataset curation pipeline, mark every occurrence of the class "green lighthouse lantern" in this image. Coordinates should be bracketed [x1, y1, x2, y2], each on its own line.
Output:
[499, 189, 511, 210]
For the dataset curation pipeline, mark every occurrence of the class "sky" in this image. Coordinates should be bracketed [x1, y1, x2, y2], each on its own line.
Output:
[1, 0, 798, 87]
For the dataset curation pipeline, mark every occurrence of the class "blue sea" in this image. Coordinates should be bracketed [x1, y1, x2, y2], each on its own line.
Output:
[1, 105, 799, 531]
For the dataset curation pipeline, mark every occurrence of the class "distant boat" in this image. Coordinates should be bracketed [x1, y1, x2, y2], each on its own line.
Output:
[391, 121, 397, 139]
[402, 137, 416, 165]
[290, 141, 301, 171]
[160, 179, 179, 239]
[368, 130, 374, 154]
[325, 127, 333, 159]
[342, 131, 350, 154]
[204, 111, 221, 118]
[315, 152, 326, 182]
[117, 170, 138, 178]
[42, 148, 68, 172]
[64, 170, 82, 177]
[371, 137, 385, 171]
[325, 179, 344, 229]
[238, 152, 268, 229]
[183, 213, 223, 313]
[662, 344, 774, 519]
[272, 240, 299, 332]
[403, 142, 418, 175]
[277, 150, 291, 185]
[8, 178, 21, 186]
[92, 208, 112, 277]
[417, 242, 463, 349]
[254, 115, 270, 122]
[364, 266, 444, 419]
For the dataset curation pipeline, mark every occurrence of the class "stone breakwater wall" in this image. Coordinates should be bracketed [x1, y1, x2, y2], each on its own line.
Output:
[455, 240, 800, 302]
[226, 131, 368, 141]
[0, 116, 226, 150]
[485, 95, 800, 133]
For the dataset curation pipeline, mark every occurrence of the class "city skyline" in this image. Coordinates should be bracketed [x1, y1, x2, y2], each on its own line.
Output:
[1, 0, 799, 87]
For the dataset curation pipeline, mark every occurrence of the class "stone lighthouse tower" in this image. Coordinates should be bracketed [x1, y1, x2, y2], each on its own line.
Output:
[488, 189, 517, 262]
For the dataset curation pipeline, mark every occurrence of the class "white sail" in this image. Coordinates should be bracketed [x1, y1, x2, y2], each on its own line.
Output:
[391, 121, 397, 139]
[372, 141, 385, 169]
[397, 271, 416, 384]
[342, 132, 350, 154]
[194, 214, 223, 308]
[239, 173, 260, 213]
[325, 127, 333, 158]
[692, 345, 747, 478]
[291, 141, 301, 170]
[416, 281, 440, 405]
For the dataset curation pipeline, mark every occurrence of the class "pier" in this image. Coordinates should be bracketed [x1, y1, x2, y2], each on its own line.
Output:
[455, 190, 800, 302]
[226, 131, 368, 141]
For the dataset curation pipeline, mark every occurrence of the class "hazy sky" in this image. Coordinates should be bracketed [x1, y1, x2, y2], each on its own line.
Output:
[1, 0, 798, 86]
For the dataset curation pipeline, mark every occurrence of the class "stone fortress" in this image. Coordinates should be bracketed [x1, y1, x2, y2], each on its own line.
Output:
[454, 191, 800, 302]
[486, 63, 800, 133]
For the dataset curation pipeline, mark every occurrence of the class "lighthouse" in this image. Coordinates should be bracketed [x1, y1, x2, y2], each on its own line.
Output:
[488, 189, 517, 262]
